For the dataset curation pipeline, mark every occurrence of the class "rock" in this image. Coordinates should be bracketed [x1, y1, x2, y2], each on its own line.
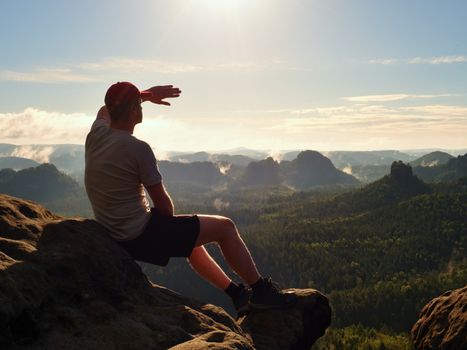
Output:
[240, 289, 331, 349]
[411, 286, 467, 350]
[0, 194, 331, 349]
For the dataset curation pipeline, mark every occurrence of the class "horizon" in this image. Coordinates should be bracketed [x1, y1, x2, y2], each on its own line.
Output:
[1, 142, 467, 165]
[1, 1, 466, 151]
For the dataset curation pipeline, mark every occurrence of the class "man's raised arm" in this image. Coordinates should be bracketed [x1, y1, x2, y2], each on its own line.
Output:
[96, 105, 111, 125]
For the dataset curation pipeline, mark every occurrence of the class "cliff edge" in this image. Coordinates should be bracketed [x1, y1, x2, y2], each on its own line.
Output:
[0, 194, 331, 349]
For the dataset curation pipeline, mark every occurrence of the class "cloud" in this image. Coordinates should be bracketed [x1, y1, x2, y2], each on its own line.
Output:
[0, 108, 93, 144]
[10, 145, 55, 163]
[368, 59, 399, 65]
[368, 55, 467, 65]
[409, 56, 467, 64]
[343, 94, 457, 102]
[260, 100, 467, 136]
[1, 101, 466, 153]
[78, 58, 204, 74]
[402, 105, 467, 116]
[80, 57, 280, 73]
[342, 165, 353, 175]
[0, 68, 97, 83]
[1, 57, 284, 83]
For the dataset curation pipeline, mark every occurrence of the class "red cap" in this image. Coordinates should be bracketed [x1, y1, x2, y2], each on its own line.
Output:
[104, 82, 152, 110]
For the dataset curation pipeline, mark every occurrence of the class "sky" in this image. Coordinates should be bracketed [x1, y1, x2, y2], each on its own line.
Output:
[0, 0, 466, 153]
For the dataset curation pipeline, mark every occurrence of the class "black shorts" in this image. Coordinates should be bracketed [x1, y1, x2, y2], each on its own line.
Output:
[117, 210, 200, 266]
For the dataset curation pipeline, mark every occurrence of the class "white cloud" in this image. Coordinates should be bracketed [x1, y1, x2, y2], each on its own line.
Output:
[402, 105, 467, 116]
[11, 145, 55, 163]
[0, 68, 97, 83]
[1, 102, 466, 153]
[342, 165, 353, 175]
[78, 57, 204, 74]
[1, 57, 284, 83]
[80, 57, 280, 73]
[409, 56, 467, 64]
[343, 94, 457, 102]
[368, 59, 399, 65]
[292, 106, 356, 115]
[0, 108, 93, 144]
[368, 55, 467, 65]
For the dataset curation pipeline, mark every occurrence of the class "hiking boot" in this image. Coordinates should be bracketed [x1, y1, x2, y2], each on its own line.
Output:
[249, 277, 298, 310]
[231, 283, 252, 319]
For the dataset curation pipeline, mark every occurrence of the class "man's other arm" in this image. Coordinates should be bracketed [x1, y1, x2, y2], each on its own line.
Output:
[146, 182, 174, 217]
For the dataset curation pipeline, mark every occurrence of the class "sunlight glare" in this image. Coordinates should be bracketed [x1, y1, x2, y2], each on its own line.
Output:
[200, 0, 251, 11]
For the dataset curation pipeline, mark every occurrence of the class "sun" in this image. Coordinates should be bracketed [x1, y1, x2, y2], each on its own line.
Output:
[200, 0, 251, 11]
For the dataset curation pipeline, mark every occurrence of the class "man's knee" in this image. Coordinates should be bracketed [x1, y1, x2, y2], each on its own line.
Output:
[221, 216, 236, 231]
[197, 215, 238, 246]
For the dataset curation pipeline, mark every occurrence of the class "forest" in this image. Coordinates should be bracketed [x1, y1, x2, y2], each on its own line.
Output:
[139, 164, 467, 348]
[1, 160, 466, 348]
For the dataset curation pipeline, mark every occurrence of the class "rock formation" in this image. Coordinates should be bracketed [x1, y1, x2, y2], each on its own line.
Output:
[281, 150, 359, 189]
[411, 286, 467, 350]
[0, 194, 331, 349]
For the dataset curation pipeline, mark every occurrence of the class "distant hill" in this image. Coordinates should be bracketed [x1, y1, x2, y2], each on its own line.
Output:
[0, 163, 81, 202]
[324, 150, 416, 168]
[311, 161, 431, 217]
[345, 153, 456, 184]
[0, 144, 85, 174]
[345, 164, 390, 183]
[241, 157, 282, 187]
[233, 151, 359, 189]
[49, 146, 85, 174]
[282, 150, 302, 161]
[414, 153, 467, 182]
[220, 147, 269, 159]
[0, 143, 17, 155]
[0, 156, 40, 170]
[169, 151, 256, 167]
[158, 161, 226, 187]
[282, 150, 359, 189]
[409, 151, 454, 167]
[327, 151, 458, 184]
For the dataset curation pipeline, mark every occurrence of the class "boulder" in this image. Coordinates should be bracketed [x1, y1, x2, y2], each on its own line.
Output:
[0, 194, 331, 349]
[411, 286, 467, 350]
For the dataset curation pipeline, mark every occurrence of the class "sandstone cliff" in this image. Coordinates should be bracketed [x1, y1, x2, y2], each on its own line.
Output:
[0, 194, 331, 349]
[411, 286, 467, 350]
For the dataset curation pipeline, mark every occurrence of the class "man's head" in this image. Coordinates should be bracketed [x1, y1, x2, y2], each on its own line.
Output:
[105, 82, 151, 124]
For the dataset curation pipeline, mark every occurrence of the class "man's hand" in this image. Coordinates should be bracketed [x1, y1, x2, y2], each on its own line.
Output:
[142, 85, 181, 106]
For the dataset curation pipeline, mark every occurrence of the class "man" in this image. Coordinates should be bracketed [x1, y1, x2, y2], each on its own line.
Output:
[85, 82, 296, 318]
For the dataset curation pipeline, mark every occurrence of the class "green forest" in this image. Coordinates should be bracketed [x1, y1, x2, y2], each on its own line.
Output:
[142, 165, 467, 349]
[1, 161, 466, 348]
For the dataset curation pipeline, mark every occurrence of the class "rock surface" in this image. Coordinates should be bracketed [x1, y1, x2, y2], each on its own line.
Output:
[411, 286, 467, 350]
[0, 194, 331, 349]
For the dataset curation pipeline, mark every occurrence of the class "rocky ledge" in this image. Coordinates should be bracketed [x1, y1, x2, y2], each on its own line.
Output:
[0, 194, 331, 349]
[411, 286, 467, 350]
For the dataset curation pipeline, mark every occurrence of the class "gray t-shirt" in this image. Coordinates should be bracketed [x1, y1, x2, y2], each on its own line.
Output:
[84, 119, 162, 241]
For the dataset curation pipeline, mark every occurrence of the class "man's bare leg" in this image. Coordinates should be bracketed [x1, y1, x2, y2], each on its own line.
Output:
[189, 214, 296, 312]
[188, 246, 232, 290]
[194, 214, 261, 286]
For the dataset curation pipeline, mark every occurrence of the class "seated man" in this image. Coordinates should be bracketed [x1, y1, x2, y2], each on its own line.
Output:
[84, 82, 295, 317]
